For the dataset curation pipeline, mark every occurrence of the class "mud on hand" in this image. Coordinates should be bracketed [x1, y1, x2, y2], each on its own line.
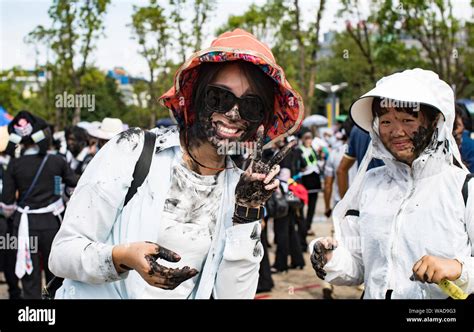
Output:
[143, 241, 199, 290]
[310, 239, 337, 280]
[235, 125, 296, 208]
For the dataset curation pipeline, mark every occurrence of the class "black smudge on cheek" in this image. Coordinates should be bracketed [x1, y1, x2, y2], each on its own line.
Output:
[240, 122, 260, 142]
[411, 126, 433, 156]
[191, 106, 218, 149]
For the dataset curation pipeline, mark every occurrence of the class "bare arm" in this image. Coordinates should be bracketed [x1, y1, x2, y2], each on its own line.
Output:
[324, 176, 334, 215]
[336, 156, 356, 198]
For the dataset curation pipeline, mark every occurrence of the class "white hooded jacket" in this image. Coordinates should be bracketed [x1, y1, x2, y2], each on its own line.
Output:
[322, 69, 474, 299]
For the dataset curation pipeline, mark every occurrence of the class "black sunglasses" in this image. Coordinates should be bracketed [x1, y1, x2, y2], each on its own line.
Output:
[204, 84, 265, 122]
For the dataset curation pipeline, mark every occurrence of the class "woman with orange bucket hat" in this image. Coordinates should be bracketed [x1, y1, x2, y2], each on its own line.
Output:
[49, 29, 304, 299]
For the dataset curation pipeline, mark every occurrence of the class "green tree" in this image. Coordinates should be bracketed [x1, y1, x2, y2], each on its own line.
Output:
[370, 0, 473, 96]
[192, 0, 216, 51]
[79, 67, 130, 123]
[170, 0, 191, 63]
[0, 67, 54, 122]
[130, 0, 171, 128]
[27, 0, 111, 126]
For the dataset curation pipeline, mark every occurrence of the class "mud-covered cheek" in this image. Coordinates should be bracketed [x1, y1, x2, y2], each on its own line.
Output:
[240, 122, 261, 142]
[199, 110, 217, 138]
[411, 127, 431, 154]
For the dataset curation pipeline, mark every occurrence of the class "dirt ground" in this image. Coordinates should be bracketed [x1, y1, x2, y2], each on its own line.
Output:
[0, 193, 362, 300]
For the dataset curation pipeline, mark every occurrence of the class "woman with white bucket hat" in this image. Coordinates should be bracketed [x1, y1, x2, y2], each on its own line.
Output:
[310, 68, 474, 299]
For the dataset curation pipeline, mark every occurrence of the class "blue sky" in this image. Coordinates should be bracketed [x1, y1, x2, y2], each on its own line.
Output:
[0, 0, 472, 78]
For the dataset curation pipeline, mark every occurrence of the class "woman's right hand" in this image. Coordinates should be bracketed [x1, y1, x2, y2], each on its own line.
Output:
[310, 237, 338, 280]
[112, 241, 198, 290]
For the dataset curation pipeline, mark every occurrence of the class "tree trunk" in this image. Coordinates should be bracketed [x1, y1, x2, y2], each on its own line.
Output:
[55, 107, 62, 131]
[306, 0, 326, 117]
[294, 0, 306, 104]
[73, 106, 81, 125]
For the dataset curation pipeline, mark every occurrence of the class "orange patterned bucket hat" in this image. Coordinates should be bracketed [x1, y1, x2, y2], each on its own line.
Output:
[159, 28, 304, 147]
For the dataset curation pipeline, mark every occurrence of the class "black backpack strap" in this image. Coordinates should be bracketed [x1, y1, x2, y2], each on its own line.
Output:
[462, 173, 474, 206]
[123, 130, 156, 207]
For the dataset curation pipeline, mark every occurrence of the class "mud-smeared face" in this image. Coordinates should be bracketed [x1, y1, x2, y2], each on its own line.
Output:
[66, 134, 82, 157]
[198, 63, 262, 149]
[378, 107, 434, 165]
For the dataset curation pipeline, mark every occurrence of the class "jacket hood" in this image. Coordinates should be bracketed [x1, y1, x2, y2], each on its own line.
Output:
[159, 28, 304, 148]
[332, 69, 467, 244]
[348, 68, 464, 176]
[350, 68, 454, 135]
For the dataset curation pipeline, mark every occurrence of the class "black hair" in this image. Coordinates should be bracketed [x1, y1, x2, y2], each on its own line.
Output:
[340, 117, 354, 141]
[296, 126, 311, 139]
[65, 126, 89, 144]
[6, 110, 51, 156]
[454, 104, 471, 133]
[184, 60, 276, 146]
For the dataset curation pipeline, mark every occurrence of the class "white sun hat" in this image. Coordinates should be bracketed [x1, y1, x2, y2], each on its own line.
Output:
[88, 117, 124, 140]
[350, 68, 455, 134]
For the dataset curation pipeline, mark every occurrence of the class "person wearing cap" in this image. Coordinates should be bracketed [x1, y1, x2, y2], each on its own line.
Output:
[2, 111, 77, 299]
[87, 117, 125, 149]
[310, 69, 474, 299]
[49, 29, 303, 299]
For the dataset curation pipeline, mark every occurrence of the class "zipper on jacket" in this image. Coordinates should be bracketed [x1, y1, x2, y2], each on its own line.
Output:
[387, 168, 415, 295]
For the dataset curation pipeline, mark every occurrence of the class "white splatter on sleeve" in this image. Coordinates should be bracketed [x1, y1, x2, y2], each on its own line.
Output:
[49, 129, 144, 284]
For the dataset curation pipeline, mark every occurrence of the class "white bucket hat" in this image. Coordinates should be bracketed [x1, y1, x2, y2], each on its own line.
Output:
[350, 68, 455, 134]
[88, 117, 124, 140]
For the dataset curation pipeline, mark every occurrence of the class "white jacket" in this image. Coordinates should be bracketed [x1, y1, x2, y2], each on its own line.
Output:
[323, 120, 474, 298]
[323, 69, 474, 299]
[49, 127, 263, 299]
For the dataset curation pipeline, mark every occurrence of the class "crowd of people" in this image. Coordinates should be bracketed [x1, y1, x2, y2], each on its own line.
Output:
[0, 111, 131, 298]
[0, 28, 473, 299]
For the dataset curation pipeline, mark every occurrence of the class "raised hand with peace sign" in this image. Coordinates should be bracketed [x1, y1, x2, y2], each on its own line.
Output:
[233, 125, 296, 222]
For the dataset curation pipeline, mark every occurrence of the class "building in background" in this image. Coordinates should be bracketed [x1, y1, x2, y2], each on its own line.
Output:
[107, 67, 148, 107]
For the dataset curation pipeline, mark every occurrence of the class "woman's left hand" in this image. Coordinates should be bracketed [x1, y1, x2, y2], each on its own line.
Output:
[235, 125, 295, 208]
[411, 255, 462, 283]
